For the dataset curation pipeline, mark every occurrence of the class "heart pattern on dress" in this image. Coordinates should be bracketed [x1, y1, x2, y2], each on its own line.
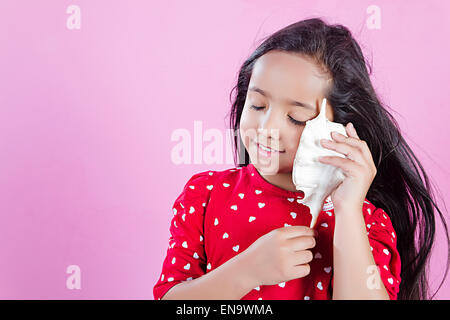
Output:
[317, 281, 323, 290]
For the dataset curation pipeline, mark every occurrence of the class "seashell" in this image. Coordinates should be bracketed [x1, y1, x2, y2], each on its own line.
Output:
[292, 98, 348, 228]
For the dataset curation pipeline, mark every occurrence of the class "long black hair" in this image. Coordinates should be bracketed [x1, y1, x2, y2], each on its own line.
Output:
[226, 17, 449, 300]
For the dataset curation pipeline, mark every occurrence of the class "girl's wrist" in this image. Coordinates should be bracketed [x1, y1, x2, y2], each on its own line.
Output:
[334, 204, 363, 219]
[232, 250, 260, 293]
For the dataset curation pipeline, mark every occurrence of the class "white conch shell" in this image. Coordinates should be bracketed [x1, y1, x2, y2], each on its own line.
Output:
[292, 98, 348, 228]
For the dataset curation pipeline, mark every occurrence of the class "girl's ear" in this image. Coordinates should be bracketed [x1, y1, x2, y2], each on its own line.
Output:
[324, 101, 334, 122]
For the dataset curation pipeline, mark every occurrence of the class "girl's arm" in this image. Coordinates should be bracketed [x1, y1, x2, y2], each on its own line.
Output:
[161, 250, 257, 300]
[332, 205, 390, 300]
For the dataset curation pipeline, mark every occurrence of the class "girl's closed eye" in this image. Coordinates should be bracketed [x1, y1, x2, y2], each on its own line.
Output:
[250, 105, 265, 111]
[287, 115, 307, 126]
[250, 105, 307, 126]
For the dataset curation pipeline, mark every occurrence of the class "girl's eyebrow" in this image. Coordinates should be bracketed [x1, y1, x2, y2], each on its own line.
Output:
[248, 86, 315, 111]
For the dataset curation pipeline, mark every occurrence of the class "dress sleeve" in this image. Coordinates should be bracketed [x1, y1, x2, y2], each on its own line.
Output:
[153, 171, 214, 300]
[364, 203, 402, 300]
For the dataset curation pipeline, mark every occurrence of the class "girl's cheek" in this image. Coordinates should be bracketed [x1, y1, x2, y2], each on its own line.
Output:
[286, 128, 304, 156]
[239, 110, 258, 145]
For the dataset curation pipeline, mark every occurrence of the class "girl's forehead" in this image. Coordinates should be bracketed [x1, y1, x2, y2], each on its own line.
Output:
[249, 53, 330, 110]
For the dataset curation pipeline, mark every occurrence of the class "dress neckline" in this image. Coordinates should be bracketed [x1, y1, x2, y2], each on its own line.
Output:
[246, 163, 305, 199]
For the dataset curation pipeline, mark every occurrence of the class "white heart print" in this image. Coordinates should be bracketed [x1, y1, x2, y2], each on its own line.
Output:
[249, 216, 256, 222]
[258, 203, 265, 208]
[232, 245, 239, 252]
[317, 281, 323, 290]
[290, 212, 297, 219]
[223, 232, 229, 239]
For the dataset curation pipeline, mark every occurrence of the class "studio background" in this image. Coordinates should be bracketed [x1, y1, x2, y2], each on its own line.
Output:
[0, 0, 449, 299]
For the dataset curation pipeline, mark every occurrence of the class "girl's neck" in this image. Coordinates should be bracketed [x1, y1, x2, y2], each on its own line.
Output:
[252, 163, 298, 192]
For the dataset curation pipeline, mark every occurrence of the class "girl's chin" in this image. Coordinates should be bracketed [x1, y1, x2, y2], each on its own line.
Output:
[251, 156, 287, 176]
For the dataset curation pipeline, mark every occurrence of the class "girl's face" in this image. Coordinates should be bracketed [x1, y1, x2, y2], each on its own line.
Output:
[239, 50, 334, 175]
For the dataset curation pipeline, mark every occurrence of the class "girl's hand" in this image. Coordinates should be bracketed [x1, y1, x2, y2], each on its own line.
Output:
[240, 225, 317, 286]
[318, 122, 377, 214]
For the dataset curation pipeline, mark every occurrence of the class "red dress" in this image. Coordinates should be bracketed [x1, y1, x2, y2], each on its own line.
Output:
[153, 164, 402, 300]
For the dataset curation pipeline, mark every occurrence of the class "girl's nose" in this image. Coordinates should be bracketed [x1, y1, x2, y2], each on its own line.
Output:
[258, 108, 281, 139]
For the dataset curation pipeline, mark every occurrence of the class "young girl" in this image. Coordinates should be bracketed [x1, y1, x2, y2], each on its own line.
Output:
[153, 18, 449, 300]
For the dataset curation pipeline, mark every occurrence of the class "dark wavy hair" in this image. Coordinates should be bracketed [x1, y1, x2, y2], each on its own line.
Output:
[226, 17, 449, 300]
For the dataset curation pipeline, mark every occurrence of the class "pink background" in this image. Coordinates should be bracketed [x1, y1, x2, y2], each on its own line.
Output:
[0, 0, 449, 299]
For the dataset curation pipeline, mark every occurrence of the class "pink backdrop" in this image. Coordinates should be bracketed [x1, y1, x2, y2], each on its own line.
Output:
[0, 0, 449, 299]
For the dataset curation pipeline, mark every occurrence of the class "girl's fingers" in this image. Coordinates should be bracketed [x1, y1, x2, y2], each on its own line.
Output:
[346, 122, 360, 139]
[329, 126, 372, 162]
[318, 155, 360, 176]
[320, 137, 363, 163]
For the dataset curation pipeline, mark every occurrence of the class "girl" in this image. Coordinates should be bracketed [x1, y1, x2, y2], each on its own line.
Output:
[153, 18, 449, 300]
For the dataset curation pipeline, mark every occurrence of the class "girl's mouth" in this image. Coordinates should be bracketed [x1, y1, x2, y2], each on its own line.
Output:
[254, 140, 285, 158]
